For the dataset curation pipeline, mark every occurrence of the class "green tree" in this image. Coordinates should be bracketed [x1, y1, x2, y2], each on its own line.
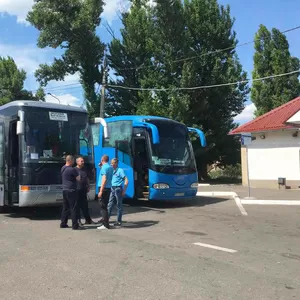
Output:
[107, 0, 153, 116]
[252, 25, 300, 116]
[35, 86, 46, 101]
[108, 0, 248, 177]
[0, 56, 40, 105]
[27, 0, 105, 117]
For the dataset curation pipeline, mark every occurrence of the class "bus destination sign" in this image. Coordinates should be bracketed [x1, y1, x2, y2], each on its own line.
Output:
[49, 111, 68, 122]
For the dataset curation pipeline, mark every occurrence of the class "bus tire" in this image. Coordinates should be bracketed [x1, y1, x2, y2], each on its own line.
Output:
[0, 206, 10, 214]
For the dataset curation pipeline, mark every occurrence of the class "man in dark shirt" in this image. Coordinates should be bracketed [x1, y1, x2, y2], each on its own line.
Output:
[60, 155, 82, 230]
[76, 156, 94, 225]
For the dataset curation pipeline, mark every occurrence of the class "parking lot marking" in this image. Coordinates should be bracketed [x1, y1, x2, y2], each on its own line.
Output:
[241, 199, 300, 205]
[193, 242, 237, 253]
[197, 191, 248, 216]
[233, 194, 248, 216]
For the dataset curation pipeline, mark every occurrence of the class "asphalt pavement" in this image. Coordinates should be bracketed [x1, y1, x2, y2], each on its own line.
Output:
[0, 196, 299, 300]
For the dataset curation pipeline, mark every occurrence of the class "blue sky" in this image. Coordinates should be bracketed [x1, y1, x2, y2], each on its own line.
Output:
[0, 0, 299, 123]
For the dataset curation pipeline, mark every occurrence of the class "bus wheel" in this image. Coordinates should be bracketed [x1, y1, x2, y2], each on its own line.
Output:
[0, 206, 10, 214]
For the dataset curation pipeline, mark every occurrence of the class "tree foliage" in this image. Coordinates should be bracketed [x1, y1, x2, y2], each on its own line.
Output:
[0, 56, 41, 105]
[108, 0, 249, 176]
[252, 25, 300, 116]
[27, 0, 106, 117]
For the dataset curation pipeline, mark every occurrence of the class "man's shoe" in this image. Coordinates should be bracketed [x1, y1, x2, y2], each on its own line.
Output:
[60, 224, 69, 228]
[72, 227, 85, 230]
[97, 225, 109, 230]
[113, 222, 122, 227]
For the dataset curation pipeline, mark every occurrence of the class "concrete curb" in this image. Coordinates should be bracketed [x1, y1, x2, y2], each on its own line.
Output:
[196, 191, 248, 216]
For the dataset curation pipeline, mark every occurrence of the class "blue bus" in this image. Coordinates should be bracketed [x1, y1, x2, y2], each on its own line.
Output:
[91, 116, 206, 201]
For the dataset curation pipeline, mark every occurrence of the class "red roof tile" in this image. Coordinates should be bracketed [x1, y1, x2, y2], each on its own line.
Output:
[230, 97, 300, 135]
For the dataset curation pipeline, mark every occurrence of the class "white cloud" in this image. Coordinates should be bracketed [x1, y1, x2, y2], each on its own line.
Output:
[0, 43, 50, 75]
[102, 0, 130, 24]
[0, 0, 34, 24]
[0, 43, 83, 107]
[0, 42, 81, 90]
[234, 103, 256, 124]
[45, 93, 83, 107]
[47, 72, 81, 90]
[147, 0, 157, 8]
[0, 0, 132, 25]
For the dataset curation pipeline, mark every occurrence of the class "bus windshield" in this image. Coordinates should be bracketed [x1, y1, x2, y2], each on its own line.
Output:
[147, 119, 196, 173]
[21, 107, 93, 163]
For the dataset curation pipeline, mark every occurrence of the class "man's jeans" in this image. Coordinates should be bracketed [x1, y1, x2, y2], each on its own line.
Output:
[108, 187, 123, 223]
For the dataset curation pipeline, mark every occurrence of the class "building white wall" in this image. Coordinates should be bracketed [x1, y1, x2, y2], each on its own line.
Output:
[247, 130, 300, 181]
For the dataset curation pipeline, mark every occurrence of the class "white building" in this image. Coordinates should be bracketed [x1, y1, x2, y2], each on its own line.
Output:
[230, 97, 300, 189]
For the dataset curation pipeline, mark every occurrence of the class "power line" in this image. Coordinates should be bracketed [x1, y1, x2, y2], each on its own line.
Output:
[111, 24, 300, 71]
[31, 24, 300, 92]
[172, 25, 300, 63]
[107, 69, 300, 92]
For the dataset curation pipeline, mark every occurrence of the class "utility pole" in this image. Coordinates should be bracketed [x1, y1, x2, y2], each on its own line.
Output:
[100, 53, 108, 118]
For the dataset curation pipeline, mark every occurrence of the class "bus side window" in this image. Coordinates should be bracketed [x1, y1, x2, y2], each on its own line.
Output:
[91, 123, 100, 146]
[104, 121, 133, 166]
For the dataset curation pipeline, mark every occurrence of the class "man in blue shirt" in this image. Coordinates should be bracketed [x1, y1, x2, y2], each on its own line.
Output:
[97, 155, 113, 230]
[107, 158, 129, 227]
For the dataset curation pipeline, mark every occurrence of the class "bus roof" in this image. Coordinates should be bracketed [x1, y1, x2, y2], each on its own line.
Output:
[105, 115, 184, 125]
[0, 100, 87, 113]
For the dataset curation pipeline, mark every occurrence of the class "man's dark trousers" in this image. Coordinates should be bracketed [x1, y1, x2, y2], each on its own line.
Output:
[99, 188, 110, 228]
[61, 190, 78, 229]
[77, 189, 92, 222]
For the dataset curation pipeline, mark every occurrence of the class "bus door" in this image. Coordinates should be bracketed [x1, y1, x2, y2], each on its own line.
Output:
[115, 140, 135, 199]
[132, 137, 150, 199]
[0, 123, 5, 207]
[9, 121, 19, 205]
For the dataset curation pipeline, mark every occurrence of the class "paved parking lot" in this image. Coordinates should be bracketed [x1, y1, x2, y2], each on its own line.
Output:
[0, 196, 299, 300]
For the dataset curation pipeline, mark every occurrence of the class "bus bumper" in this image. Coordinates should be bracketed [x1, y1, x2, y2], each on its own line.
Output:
[149, 187, 197, 201]
[18, 185, 96, 207]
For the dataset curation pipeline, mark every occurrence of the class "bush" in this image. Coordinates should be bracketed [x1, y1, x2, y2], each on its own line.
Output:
[208, 164, 241, 183]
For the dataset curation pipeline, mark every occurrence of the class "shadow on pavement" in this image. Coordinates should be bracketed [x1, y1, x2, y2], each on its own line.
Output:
[3, 196, 229, 221]
[121, 220, 159, 229]
[125, 195, 230, 210]
[3, 206, 62, 221]
[85, 220, 159, 230]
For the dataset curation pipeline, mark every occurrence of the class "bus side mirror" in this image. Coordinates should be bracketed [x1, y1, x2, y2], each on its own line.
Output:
[188, 127, 206, 147]
[94, 117, 108, 139]
[17, 110, 25, 135]
[16, 121, 25, 135]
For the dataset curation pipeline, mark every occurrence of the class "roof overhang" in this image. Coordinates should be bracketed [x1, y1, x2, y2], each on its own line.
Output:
[229, 127, 298, 135]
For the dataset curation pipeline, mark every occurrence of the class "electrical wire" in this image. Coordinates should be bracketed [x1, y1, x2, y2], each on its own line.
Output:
[29, 25, 300, 92]
[111, 25, 300, 70]
[107, 69, 300, 91]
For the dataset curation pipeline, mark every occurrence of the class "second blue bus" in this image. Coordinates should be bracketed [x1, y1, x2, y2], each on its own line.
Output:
[91, 116, 206, 201]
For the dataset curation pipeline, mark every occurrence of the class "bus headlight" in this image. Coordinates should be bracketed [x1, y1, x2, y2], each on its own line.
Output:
[190, 183, 198, 188]
[153, 183, 170, 189]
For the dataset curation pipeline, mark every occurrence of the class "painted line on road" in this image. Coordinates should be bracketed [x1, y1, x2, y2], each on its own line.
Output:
[197, 191, 238, 197]
[198, 183, 211, 187]
[193, 242, 237, 253]
[197, 191, 248, 216]
[233, 194, 248, 216]
[241, 199, 300, 205]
